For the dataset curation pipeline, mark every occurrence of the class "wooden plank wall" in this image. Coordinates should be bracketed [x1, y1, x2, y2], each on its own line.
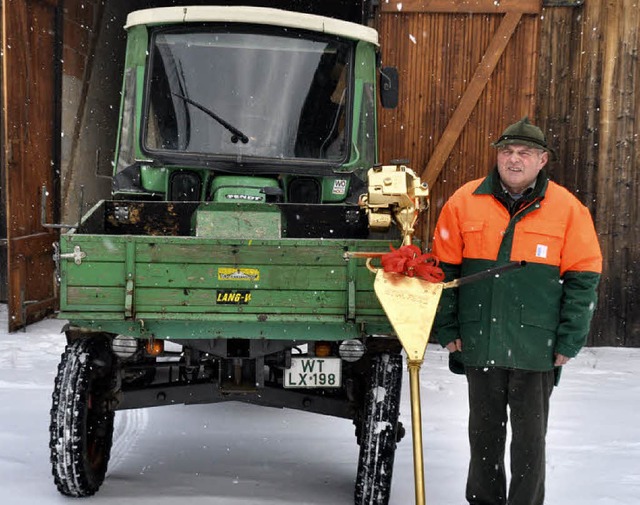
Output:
[376, 2, 540, 241]
[378, 0, 640, 347]
[536, 1, 640, 347]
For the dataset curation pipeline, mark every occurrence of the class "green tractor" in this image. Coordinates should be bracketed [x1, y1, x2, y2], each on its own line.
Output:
[49, 6, 423, 504]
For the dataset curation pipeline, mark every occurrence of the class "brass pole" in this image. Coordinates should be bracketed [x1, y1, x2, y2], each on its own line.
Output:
[373, 270, 441, 505]
[408, 359, 426, 505]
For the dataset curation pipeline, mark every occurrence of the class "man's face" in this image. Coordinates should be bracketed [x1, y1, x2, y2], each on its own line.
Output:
[496, 144, 548, 195]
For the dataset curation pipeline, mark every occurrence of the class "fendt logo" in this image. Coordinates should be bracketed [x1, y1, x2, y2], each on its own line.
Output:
[225, 194, 262, 201]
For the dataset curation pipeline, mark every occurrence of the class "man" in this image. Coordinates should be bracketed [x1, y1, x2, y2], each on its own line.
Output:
[431, 117, 602, 505]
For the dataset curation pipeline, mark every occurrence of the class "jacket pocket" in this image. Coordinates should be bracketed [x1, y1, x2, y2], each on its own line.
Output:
[514, 221, 565, 266]
[518, 305, 558, 369]
[458, 301, 483, 361]
[521, 304, 559, 331]
[461, 220, 485, 258]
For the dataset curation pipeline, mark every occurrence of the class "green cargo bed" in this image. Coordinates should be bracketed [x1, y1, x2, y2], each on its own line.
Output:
[57, 201, 394, 341]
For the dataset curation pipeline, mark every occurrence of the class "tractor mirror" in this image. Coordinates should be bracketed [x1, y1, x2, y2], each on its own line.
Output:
[379, 66, 399, 109]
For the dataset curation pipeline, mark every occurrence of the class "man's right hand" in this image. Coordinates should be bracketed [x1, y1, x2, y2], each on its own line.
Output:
[446, 338, 462, 353]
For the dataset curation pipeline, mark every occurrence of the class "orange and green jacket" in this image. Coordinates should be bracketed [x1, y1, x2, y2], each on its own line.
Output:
[432, 169, 602, 371]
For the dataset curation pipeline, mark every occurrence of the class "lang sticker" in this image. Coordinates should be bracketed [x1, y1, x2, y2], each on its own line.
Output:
[216, 290, 252, 305]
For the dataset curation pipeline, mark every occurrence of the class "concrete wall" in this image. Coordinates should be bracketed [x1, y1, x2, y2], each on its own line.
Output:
[60, 0, 129, 223]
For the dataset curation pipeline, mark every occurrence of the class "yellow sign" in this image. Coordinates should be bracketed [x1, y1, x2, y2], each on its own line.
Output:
[217, 267, 260, 282]
[373, 270, 443, 362]
[216, 290, 252, 304]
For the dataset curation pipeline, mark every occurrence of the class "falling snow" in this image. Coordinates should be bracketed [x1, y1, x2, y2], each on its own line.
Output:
[0, 308, 638, 504]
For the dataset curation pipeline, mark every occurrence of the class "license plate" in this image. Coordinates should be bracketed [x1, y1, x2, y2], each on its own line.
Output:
[283, 357, 342, 388]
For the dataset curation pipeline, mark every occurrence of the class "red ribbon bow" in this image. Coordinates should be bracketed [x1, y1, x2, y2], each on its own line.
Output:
[380, 244, 445, 282]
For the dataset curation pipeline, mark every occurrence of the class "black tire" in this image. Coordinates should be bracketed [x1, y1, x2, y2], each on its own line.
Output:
[355, 352, 403, 505]
[50, 337, 115, 497]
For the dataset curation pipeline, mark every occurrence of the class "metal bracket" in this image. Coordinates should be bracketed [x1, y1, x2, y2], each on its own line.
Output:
[54, 244, 86, 265]
[345, 250, 357, 321]
[41, 185, 84, 231]
[124, 242, 136, 319]
[114, 205, 130, 223]
[124, 279, 134, 319]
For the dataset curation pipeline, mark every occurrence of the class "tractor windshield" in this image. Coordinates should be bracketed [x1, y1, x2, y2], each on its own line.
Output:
[143, 27, 353, 162]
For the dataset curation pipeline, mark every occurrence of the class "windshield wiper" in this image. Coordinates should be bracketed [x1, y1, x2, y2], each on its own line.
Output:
[171, 92, 249, 144]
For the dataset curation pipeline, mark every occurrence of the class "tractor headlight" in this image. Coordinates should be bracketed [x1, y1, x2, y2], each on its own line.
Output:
[112, 335, 138, 359]
[339, 339, 366, 362]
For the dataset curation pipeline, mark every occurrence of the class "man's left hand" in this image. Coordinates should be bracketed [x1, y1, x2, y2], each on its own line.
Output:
[554, 353, 570, 366]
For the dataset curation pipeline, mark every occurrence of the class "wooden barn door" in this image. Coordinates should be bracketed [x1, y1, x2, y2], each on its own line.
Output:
[378, 0, 542, 239]
[1, 0, 60, 331]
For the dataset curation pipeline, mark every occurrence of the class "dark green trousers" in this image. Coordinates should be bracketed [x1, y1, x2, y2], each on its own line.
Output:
[465, 367, 555, 505]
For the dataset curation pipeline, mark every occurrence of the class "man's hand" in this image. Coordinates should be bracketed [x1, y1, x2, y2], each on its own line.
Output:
[446, 338, 462, 353]
[554, 353, 570, 366]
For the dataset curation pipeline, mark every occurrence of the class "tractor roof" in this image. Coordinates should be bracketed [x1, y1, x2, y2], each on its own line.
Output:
[125, 6, 379, 45]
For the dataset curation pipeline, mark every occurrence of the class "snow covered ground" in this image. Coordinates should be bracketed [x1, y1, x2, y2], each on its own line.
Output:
[1, 304, 639, 504]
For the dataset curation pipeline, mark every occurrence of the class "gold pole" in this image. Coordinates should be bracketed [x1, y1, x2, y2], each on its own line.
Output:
[408, 359, 426, 505]
[373, 271, 442, 505]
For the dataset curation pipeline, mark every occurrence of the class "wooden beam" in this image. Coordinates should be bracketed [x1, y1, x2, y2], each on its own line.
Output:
[423, 12, 523, 188]
[380, 0, 541, 14]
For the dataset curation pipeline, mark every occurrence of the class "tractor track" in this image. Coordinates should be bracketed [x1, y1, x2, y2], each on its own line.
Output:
[107, 408, 149, 472]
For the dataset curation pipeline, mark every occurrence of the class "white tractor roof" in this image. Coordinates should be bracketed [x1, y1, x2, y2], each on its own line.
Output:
[125, 6, 378, 45]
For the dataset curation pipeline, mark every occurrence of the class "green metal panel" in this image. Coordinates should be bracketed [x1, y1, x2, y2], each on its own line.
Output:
[208, 175, 279, 203]
[136, 263, 347, 290]
[139, 165, 167, 193]
[58, 234, 393, 340]
[135, 288, 346, 312]
[59, 316, 377, 341]
[193, 203, 282, 239]
[124, 25, 149, 68]
[139, 240, 368, 264]
[341, 40, 378, 171]
[319, 176, 350, 203]
[65, 287, 126, 311]
[66, 263, 127, 286]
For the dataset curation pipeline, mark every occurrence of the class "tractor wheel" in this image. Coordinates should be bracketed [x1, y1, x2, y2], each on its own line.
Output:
[49, 337, 115, 497]
[355, 352, 403, 505]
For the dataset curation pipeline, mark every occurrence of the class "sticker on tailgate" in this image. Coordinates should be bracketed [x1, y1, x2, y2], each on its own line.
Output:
[284, 357, 342, 388]
[218, 267, 260, 281]
[216, 290, 252, 304]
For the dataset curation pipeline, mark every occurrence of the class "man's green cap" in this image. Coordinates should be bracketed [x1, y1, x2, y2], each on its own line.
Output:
[491, 116, 552, 153]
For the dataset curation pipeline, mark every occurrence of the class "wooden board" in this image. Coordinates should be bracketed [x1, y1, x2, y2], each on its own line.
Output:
[2, 0, 60, 331]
